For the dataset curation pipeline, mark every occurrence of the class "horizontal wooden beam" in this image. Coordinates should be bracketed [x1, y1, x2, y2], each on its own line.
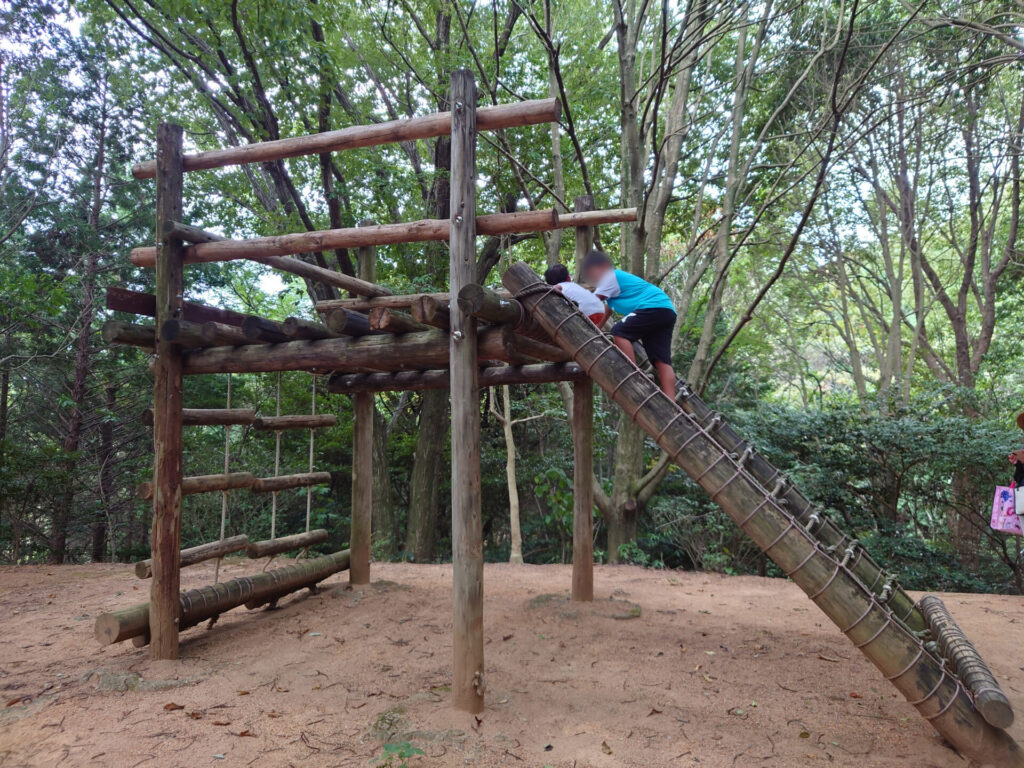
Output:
[409, 295, 450, 330]
[246, 529, 330, 559]
[161, 319, 249, 348]
[328, 362, 587, 393]
[252, 472, 332, 493]
[106, 286, 250, 328]
[179, 326, 532, 376]
[325, 308, 377, 336]
[162, 220, 225, 244]
[129, 208, 637, 269]
[240, 316, 292, 343]
[142, 408, 257, 427]
[134, 534, 249, 579]
[253, 414, 338, 431]
[103, 320, 155, 349]
[283, 317, 336, 340]
[137, 472, 255, 499]
[317, 292, 454, 313]
[132, 98, 560, 179]
[368, 307, 429, 333]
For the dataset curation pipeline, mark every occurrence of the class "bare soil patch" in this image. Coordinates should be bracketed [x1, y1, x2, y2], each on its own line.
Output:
[1, 561, 1020, 767]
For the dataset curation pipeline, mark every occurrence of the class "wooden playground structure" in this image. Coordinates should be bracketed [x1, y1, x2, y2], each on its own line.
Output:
[97, 71, 1023, 766]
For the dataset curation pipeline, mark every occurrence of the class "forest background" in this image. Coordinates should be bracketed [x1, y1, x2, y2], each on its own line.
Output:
[3, 0, 1023, 594]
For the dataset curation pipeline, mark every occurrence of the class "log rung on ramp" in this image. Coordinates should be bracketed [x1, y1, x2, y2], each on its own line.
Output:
[501, 261, 1024, 768]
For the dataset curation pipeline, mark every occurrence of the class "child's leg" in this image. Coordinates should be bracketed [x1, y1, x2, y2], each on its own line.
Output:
[612, 334, 637, 363]
[654, 360, 676, 400]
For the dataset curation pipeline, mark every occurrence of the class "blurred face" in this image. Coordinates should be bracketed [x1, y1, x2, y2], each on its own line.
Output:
[585, 262, 611, 284]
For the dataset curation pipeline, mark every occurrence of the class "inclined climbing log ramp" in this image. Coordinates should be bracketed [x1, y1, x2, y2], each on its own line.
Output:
[502, 261, 1023, 768]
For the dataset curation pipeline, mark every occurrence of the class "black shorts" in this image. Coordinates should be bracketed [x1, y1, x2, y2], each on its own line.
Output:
[610, 308, 676, 365]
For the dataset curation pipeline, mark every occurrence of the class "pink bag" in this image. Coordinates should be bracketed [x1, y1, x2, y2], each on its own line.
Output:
[991, 486, 1023, 535]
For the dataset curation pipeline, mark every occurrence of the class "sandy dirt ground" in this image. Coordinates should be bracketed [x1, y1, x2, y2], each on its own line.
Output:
[0, 561, 1021, 768]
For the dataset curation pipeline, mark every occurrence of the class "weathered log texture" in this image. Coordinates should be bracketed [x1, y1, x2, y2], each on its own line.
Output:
[327, 363, 587, 394]
[572, 379, 594, 602]
[368, 307, 429, 334]
[409, 295, 450, 330]
[449, 70, 484, 715]
[325, 309, 375, 336]
[253, 472, 332, 493]
[160, 319, 249, 348]
[253, 414, 337, 431]
[508, 333, 569, 363]
[317, 292, 454, 312]
[180, 326, 528, 375]
[920, 595, 1014, 729]
[102, 320, 156, 348]
[95, 550, 350, 645]
[458, 283, 522, 325]
[132, 98, 560, 178]
[150, 122, 185, 660]
[502, 261, 1024, 768]
[106, 286, 250, 328]
[138, 472, 255, 499]
[283, 317, 336, 340]
[134, 534, 249, 579]
[246, 529, 330, 558]
[240, 316, 292, 343]
[161, 220, 225, 243]
[142, 407, 257, 427]
[130, 208, 638, 268]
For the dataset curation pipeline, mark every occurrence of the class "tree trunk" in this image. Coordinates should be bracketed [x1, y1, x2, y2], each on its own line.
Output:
[93, 383, 116, 562]
[605, 416, 644, 562]
[372, 409, 395, 556]
[498, 386, 524, 564]
[404, 390, 448, 561]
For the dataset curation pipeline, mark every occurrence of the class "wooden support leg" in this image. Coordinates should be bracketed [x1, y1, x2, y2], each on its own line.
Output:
[449, 70, 484, 714]
[350, 391, 373, 584]
[150, 123, 185, 659]
[572, 379, 594, 602]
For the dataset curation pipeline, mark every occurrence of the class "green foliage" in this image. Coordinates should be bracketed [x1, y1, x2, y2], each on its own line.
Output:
[372, 742, 424, 768]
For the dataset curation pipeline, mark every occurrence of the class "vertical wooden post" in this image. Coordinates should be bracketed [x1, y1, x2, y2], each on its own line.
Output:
[150, 123, 185, 659]
[449, 70, 484, 714]
[573, 194, 595, 277]
[349, 222, 376, 585]
[572, 379, 594, 601]
[571, 194, 596, 602]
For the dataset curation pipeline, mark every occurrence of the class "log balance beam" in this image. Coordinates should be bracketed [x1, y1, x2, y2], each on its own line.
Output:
[96, 550, 350, 646]
[128, 208, 636, 270]
[501, 260, 1024, 768]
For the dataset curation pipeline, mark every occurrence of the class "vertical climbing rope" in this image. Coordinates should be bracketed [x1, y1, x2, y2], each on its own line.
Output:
[305, 375, 316, 534]
[214, 373, 232, 584]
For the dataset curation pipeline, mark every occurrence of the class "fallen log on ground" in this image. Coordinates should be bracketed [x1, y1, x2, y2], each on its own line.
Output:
[134, 534, 250, 579]
[95, 549, 350, 645]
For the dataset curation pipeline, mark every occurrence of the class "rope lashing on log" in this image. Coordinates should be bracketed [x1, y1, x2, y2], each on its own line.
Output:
[503, 261, 1024, 768]
[919, 594, 1014, 729]
[131, 98, 561, 178]
[96, 550, 350, 646]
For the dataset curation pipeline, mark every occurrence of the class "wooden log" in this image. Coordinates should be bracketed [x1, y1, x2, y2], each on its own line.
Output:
[142, 408, 257, 427]
[317, 292, 454, 312]
[150, 122, 186, 661]
[129, 208, 638, 268]
[106, 286, 250, 328]
[138, 472, 256, 499]
[253, 414, 337, 431]
[240, 316, 292, 343]
[161, 220, 225, 243]
[132, 98, 560, 178]
[449, 70, 485, 715]
[368, 307, 430, 334]
[180, 326, 524, 375]
[508, 333, 569, 363]
[502, 260, 1024, 768]
[559, 207, 636, 228]
[283, 317, 336, 340]
[327, 363, 587, 394]
[160, 319, 249, 348]
[325, 309, 375, 336]
[95, 550, 350, 645]
[409, 295, 450, 330]
[458, 283, 523, 325]
[919, 594, 1014, 729]
[246, 529, 330, 558]
[134, 534, 249, 579]
[253, 472, 332, 493]
[102, 320, 156, 348]
[573, 195, 595, 276]
[572, 379, 594, 602]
